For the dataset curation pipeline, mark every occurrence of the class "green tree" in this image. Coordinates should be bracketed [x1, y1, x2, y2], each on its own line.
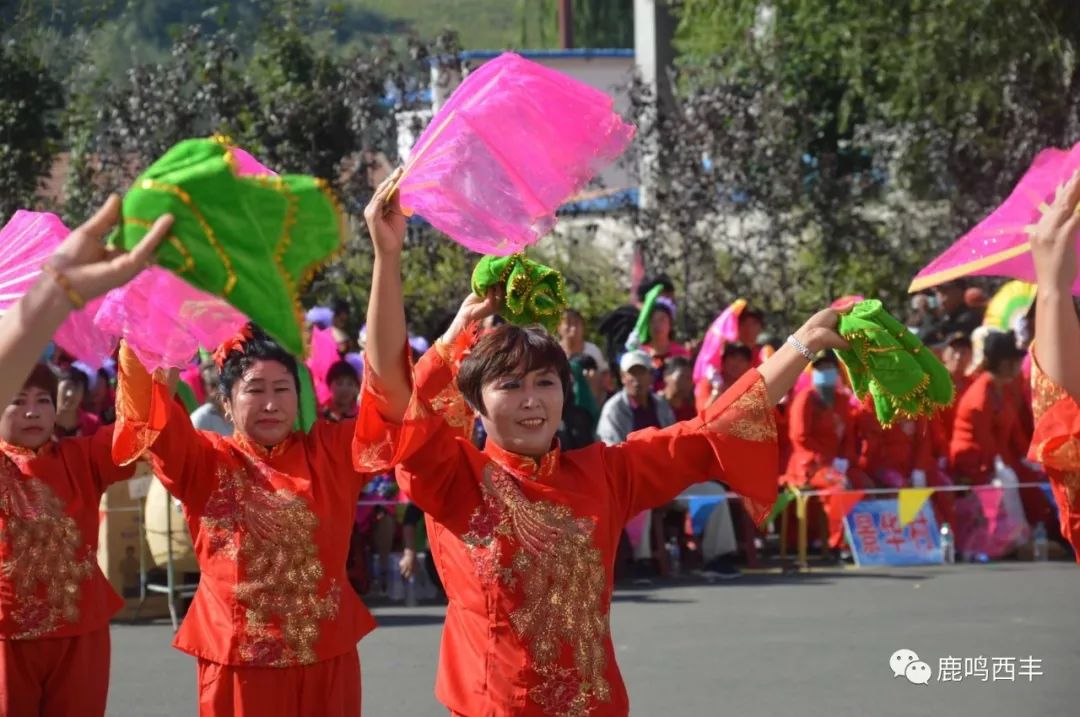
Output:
[632, 0, 1080, 335]
[0, 41, 63, 221]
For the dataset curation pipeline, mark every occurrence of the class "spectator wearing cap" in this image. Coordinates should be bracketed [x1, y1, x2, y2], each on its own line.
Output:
[598, 350, 679, 577]
[597, 350, 676, 446]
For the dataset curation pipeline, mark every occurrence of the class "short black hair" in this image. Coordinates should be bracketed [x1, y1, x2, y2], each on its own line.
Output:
[332, 298, 351, 316]
[982, 330, 1025, 373]
[812, 351, 839, 369]
[664, 356, 692, 375]
[458, 324, 572, 416]
[219, 324, 301, 396]
[722, 342, 754, 363]
[636, 275, 675, 302]
[57, 366, 91, 395]
[22, 363, 58, 404]
[569, 352, 598, 372]
[326, 360, 360, 386]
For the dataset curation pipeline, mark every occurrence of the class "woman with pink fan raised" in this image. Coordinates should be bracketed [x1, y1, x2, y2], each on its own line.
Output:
[0, 196, 172, 716]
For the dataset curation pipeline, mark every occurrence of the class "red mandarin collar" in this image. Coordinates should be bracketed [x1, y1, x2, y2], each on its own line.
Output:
[0, 438, 54, 470]
[229, 431, 296, 462]
[482, 438, 560, 481]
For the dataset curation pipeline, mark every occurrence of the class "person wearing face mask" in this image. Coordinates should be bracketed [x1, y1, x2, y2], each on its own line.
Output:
[386, 288, 847, 717]
[782, 352, 868, 550]
[0, 364, 137, 716]
[109, 171, 423, 716]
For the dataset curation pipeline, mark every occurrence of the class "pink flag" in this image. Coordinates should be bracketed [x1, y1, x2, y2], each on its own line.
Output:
[692, 300, 746, 383]
[306, 325, 341, 406]
[396, 53, 635, 255]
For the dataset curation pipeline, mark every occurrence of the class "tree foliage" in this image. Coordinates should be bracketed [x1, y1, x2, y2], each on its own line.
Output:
[629, 0, 1080, 335]
[0, 41, 63, 220]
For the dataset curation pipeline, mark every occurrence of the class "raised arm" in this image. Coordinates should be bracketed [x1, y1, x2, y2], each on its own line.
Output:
[1031, 169, 1080, 400]
[113, 342, 218, 508]
[393, 291, 500, 531]
[362, 168, 411, 422]
[0, 196, 171, 407]
[607, 307, 847, 523]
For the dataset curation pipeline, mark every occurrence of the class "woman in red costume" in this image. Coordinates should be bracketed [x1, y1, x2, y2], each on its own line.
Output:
[387, 289, 847, 716]
[1027, 168, 1080, 560]
[0, 197, 171, 716]
[111, 171, 423, 716]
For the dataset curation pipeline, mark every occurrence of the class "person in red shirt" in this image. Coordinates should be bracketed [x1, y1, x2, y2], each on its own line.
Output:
[386, 290, 846, 716]
[783, 352, 870, 549]
[949, 330, 1053, 556]
[0, 363, 134, 716]
[111, 171, 422, 716]
[856, 398, 955, 526]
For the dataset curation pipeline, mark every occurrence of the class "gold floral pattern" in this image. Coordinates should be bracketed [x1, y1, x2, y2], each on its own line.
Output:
[353, 434, 395, 475]
[1029, 356, 1080, 506]
[0, 455, 94, 639]
[1031, 358, 1069, 423]
[704, 377, 776, 442]
[201, 460, 338, 666]
[462, 464, 609, 717]
[429, 383, 474, 432]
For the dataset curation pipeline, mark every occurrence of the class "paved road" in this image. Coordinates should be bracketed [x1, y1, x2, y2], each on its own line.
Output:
[107, 563, 1079, 716]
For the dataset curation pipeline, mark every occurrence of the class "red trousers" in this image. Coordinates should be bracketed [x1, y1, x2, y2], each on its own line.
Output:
[0, 626, 110, 717]
[197, 648, 361, 717]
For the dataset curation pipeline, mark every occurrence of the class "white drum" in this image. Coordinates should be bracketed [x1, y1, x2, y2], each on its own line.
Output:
[143, 476, 199, 573]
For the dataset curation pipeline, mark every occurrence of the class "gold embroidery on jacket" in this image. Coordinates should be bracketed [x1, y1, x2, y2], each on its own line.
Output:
[429, 383, 474, 432]
[0, 460, 94, 639]
[201, 463, 338, 666]
[462, 465, 610, 717]
[705, 377, 776, 442]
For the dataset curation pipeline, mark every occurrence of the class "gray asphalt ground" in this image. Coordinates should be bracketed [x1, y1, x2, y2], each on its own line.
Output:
[107, 562, 1079, 716]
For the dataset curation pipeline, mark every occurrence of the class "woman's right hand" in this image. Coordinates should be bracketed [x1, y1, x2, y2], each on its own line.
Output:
[440, 287, 504, 345]
[1029, 169, 1080, 294]
[46, 194, 173, 305]
[792, 307, 850, 354]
